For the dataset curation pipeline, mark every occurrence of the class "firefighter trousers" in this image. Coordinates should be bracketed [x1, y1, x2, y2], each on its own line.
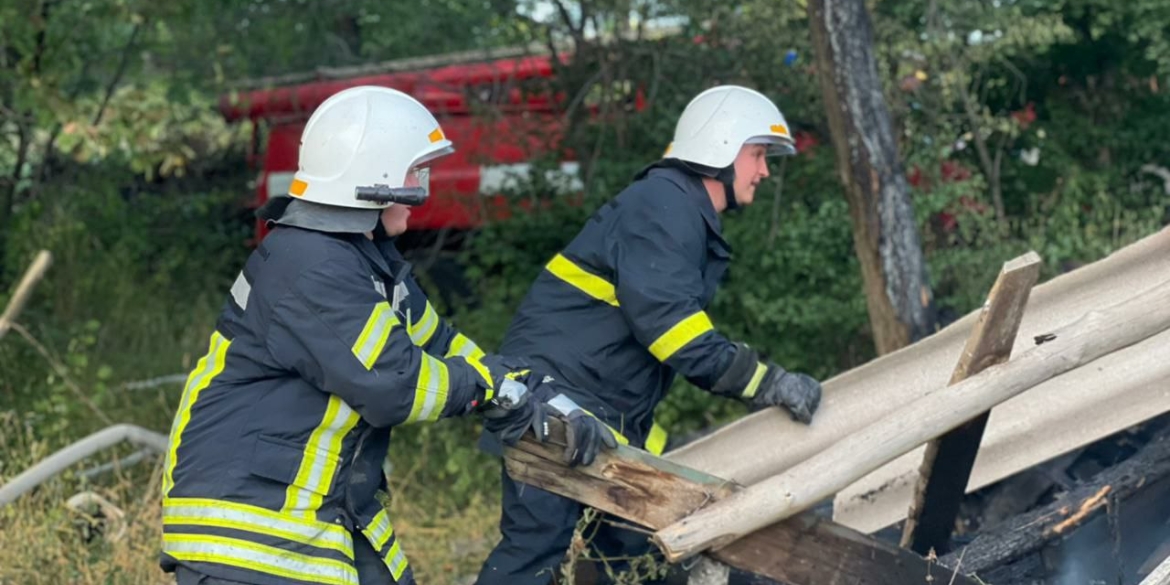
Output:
[476, 463, 662, 585]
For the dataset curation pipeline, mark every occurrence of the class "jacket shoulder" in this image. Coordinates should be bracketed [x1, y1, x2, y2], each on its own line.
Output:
[261, 228, 365, 271]
[616, 174, 707, 232]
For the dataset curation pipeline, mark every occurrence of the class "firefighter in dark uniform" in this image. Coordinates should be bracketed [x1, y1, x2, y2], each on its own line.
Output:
[476, 85, 825, 584]
[158, 86, 614, 585]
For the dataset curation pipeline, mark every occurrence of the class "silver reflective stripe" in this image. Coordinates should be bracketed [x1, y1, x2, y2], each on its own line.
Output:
[352, 303, 397, 370]
[386, 540, 408, 580]
[164, 533, 358, 585]
[362, 510, 409, 581]
[230, 272, 251, 311]
[547, 393, 582, 417]
[405, 354, 450, 423]
[408, 303, 440, 346]
[391, 282, 408, 312]
[446, 333, 485, 360]
[416, 355, 444, 421]
[164, 498, 352, 556]
[283, 397, 361, 517]
[366, 509, 394, 550]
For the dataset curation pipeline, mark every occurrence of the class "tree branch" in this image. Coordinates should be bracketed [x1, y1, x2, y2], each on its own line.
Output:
[10, 323, 114, 426]
[92, 22, 142, 127]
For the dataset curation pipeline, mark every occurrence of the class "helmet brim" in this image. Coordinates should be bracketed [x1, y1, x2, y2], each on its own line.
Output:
[745, 135, 797, 157]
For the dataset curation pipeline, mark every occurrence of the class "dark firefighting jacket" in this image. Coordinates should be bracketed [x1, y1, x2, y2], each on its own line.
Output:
[498, 165, 738, 451]
[160, 226, 490, 585]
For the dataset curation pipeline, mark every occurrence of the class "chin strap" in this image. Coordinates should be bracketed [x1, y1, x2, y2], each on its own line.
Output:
[715, 166, 739, 211]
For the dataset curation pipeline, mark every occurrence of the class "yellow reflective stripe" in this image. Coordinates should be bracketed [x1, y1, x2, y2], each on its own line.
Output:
[408, 302, 440, 346]
[648, 311, 714, 362]
[467, 356, 493, 392]
[405, 354, 450, 423]
[163, 331, 231, 497]
[352, 302, 398, 370]
[163, 498, 353, 559]
[283, 396, 361, 519]
[163, 533, 358, 585]
[741, 362, 769, 399]
[608, 425, 630, 446]
[546, 254, 619, 307]
[365, 509, 395, 551]
[445, 333, 486, 361]
[646, 422, 668, 456]
[446, 333, 492, 393]
[386, 538, 408, 581]
[362, 509, 410, 581]
[580, 409, 627, 444]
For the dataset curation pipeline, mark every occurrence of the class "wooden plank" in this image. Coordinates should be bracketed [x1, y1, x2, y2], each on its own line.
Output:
[0, 250, 52, 340]
[901, 252, 1041, 554]
[653, 278, 1170, 562]
[836, 327, 1170, 533]
[506, 431, 736, 531]
[1144, 554, 1170, 585]
[940, 431, 1170, 574]
[503, 420, 980, 585]
[665, 228, 1170, 490]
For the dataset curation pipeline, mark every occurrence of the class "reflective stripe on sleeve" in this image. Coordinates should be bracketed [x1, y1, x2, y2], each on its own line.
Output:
[647, 311, 714, 362]
[352, 302, 399, 370]
[405, 354, 450, 423]
[545, 254, 619, 307]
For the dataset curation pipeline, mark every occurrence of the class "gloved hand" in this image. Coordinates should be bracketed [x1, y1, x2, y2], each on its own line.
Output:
[712, 342, 822, 424]
[477, 355, 556, 446]
[481, 377, 551, 446]
[747, 364, 822, 424]
[545, 394, 620, 467]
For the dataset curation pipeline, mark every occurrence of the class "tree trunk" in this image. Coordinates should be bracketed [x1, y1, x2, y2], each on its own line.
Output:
[807, 0, 936, 354]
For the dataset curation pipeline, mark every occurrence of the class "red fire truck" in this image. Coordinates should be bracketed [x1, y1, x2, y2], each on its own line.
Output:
[217, 48, 602, 242]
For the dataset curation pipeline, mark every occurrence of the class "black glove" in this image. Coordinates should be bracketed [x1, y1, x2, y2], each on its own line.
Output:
[478, 355, 558, 446]
[748, 364, 822, 424]
[545, 394, 620, 467]
[481, 378, 552, 446]
[713, 342, 821, 424]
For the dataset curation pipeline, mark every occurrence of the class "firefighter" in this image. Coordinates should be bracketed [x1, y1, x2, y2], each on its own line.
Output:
[158, 85, 613, 585]
[476, 85, 824, 584]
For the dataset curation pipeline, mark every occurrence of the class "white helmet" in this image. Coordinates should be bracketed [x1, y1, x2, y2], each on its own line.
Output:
[664, 85, 795, 170]
[288, 86, 454, 209]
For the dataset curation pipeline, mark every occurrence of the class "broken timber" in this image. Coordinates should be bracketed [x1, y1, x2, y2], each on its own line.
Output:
[940, 429, 1170, 575]
[902, 252, 1041, 555]
[653, 277, 1170, 562]
[504, 420, 979, 585]
[0, 250, 52, 340]
[663, 228, 1170, 535]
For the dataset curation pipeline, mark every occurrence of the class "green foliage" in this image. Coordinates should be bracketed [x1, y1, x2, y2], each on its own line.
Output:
[1, 0, 1168, 581]
[0, 162, 252, 444]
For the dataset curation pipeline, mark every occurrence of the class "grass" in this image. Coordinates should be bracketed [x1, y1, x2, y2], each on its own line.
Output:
[0, 186, 510, 584]
[0, 420, 506, 585]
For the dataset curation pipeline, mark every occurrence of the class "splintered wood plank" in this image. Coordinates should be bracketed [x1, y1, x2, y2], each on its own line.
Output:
[504, 418, 979, 585]
[652, 277, 1170, 562]
[902, 251, 1041, 555]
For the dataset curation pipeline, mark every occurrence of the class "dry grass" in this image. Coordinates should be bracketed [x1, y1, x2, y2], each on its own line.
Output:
[0, 437, 503, 585]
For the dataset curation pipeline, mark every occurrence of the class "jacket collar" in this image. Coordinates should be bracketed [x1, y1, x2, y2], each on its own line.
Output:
[639, 165, 731, 251]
